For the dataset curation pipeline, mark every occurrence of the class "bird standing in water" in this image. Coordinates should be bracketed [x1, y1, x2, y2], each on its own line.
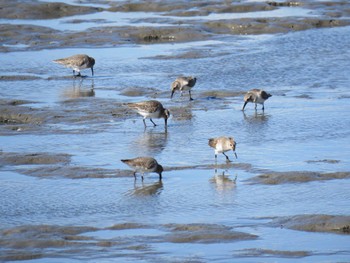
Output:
[171, 76, 197, 101]
[121, 157, 163, 181]
[242, 89, 272, 111]
[208, 136, 237, 163]
[127, 100, 170, 128]
[53, 54, 95, 77]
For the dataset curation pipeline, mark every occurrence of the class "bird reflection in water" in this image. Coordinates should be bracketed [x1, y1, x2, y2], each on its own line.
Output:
[242, 110, 270, 142]
[210, 169, 237, 192]
[242, 110, 269, 123]
[132, 129, 168, 156]
[61, 78, 95, 99]
[129, 180, 163, 196]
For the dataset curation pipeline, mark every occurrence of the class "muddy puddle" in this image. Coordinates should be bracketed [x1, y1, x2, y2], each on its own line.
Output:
[1, 1, 350, 262]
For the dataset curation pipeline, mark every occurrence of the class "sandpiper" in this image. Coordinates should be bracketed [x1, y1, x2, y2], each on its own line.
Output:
[53, 54, 95, 77]
[121, 157, 163, 180]
[171, 76, 197, 101]
[127, 100, 170, 128]
[208, 136, 237, 162]
[242, 89, 272, 111]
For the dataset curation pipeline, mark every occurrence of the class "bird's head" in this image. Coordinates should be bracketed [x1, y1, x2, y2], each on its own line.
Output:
[163, 109, 170, 126]
[170, 81, 180, 98]
[157, 164, 164, 179]
[228, 137, 238, 159]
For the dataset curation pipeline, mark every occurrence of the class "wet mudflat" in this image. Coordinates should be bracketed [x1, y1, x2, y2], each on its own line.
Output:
[1, 1, 350, 262]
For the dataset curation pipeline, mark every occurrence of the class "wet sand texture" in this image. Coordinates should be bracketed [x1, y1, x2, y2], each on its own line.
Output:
[248, 171, 350, 184]
[0, 152, 71, 166]
[235, 248, 310, 258]
[0, 1, 102, 19]
[164, 223, 257, 243]
[1, 1, 350, 52]
[0, 102, 46, 129]
[0, 223, 257, 261]
[270, 215, 350, 234]
[0, 98, 130, 135]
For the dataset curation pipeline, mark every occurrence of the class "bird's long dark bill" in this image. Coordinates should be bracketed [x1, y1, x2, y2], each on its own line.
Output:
[242, 101, 248, 110]
[91, 67, 94, 76]
[234, 151, 238, 159]
[170, 90, 175, 98]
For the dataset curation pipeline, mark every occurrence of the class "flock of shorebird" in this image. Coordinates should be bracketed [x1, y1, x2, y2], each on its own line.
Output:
[53, 54, 272, 181]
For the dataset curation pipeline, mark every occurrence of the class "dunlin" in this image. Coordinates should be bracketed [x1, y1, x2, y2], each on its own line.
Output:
[171, 76, 197, 100]
[208, 136, 237, 162]
[127, 100, 170, 128]
[121, 157, 163, 180]
[53, 54, 95, 77]
[242, 89, 272, 111]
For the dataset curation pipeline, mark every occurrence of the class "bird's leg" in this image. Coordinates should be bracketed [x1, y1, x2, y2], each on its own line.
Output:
[141, 174, 144, 181]
[91, 67, 94, 76]
[143, 118, 147, 128]
[150, 119, 157, 127]
[73, 70, 76, 77]
[133, 172, 137, 180]
[255, 103, 257, 110]
[215, 154, 218, 164]
[262, 103, 265, 111]
[223, 152, 231, 162]
[189, 90, 194, 101]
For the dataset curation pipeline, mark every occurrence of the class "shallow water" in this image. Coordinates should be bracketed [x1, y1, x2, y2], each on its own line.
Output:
[1, 2, 350, 262]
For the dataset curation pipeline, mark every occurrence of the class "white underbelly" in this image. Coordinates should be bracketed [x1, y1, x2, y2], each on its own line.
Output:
[215, 145, 227, 154]
[180, 85, 192, 91]
[254, 97, 265, 104]
[139, 111, 160, 119]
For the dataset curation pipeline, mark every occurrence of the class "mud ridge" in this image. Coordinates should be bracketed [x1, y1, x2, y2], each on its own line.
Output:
[247, 171, 350, 184]
[0, 152, 71, 166]
[0, 98, 130, 135]
[236, 248, 310, 258]
[17, 166, 133, 179]
[203, 17, 350, 35]
[269, 214, 350, 235]
[0, 222, 258, 260]
[0, 1, 103, 19]
[2, 1, 350, 52]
